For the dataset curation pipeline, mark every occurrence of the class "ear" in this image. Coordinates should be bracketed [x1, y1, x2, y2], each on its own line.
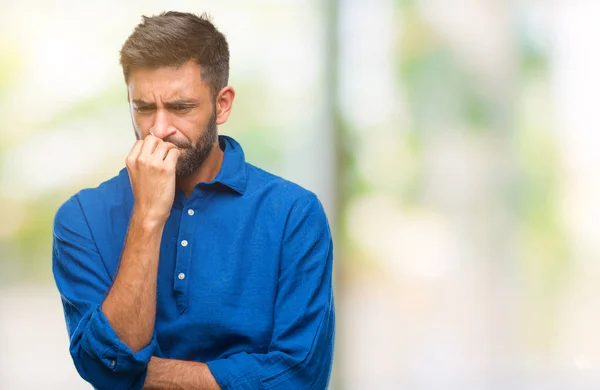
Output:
[215, 86, 235, 125]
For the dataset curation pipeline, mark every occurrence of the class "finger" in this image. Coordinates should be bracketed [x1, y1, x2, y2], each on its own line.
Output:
[126, 140, 144, 165]
[152, 141, 177, 161]
[140, 134, 160, 158]
[164, 147, 181, 169]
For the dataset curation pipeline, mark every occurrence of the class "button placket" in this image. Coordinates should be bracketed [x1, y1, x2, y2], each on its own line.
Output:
[174, 202, 196, 313]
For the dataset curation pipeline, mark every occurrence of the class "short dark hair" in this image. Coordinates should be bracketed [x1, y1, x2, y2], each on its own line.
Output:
[119, 11, 229, 98]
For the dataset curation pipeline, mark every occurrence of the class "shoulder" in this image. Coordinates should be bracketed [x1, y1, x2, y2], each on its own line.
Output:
[54, 168, 132, 235]
[76, 168, 131, 206]
[244, 163, 327, 227]
[245, 163, 321, 207]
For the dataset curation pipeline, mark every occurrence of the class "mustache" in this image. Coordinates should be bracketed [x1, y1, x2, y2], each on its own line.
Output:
[163, 137, 192, 149]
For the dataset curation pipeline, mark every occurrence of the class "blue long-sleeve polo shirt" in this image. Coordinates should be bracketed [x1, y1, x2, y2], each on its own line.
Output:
[52, 135, 335, 390]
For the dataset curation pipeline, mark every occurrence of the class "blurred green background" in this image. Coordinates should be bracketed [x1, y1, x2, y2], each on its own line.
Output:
[1, 0, 600, 389]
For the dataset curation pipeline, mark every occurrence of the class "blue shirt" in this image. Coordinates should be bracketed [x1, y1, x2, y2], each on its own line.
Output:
[52, 136, 335, 390]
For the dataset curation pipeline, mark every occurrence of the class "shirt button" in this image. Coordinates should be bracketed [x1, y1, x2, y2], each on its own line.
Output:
[178, 272, 186, 280]
[110, 360, 116, 368]
[187, 209, 195, 216]
[181, 240, 188, 247]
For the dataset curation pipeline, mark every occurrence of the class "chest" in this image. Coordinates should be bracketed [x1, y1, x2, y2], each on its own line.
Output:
[152, 203, 283, 360]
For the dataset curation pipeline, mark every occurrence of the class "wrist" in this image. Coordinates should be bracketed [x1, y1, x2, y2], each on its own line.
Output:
[131, 207, 168, 231]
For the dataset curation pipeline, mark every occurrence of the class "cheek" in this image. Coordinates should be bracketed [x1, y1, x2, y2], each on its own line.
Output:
[173, 116, 204, 136]
[133, 114, 154, 132]
[176, 111, 205, 126]
[133, 114, 154, 129]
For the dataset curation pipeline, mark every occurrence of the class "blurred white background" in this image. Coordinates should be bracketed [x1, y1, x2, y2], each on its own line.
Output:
[2, 0, 600, 389]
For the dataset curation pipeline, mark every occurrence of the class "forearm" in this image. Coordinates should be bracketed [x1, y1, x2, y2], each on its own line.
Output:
[143, 357, 221, 390]
[102, 210, 164, 352]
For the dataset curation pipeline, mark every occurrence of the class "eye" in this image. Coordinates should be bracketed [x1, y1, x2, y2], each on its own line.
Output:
[134, 106, 154, 114]
[172, 105, 193, 113]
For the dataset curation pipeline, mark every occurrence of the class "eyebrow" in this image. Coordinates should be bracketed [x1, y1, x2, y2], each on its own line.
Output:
[132, 99, 200, 108]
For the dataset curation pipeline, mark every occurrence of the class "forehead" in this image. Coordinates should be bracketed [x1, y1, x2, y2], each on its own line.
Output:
[127, 60, 210, 100]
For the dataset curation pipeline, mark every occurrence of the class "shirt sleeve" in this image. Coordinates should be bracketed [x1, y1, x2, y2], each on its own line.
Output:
[206, 194, 336, 389]
[52, 195, 157, 390]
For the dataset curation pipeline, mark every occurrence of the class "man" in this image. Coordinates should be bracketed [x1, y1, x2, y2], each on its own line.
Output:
[52, 11, 335, 390]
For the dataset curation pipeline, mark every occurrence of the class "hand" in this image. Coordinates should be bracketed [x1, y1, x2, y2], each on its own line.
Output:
[126, 134, 181, 226]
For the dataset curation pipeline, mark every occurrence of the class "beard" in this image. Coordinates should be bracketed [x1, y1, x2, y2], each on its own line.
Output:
[133, 110, 218, 178]
[165, 111, 218, 178]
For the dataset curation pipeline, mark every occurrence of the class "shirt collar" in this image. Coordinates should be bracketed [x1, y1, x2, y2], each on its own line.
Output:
[212, 135, 247, 195]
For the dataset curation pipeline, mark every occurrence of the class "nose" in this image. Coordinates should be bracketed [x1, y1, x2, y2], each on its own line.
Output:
[150, 109, 177, 139]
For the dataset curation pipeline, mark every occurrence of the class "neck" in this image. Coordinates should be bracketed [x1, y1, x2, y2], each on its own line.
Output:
[176, 141, 224, 197]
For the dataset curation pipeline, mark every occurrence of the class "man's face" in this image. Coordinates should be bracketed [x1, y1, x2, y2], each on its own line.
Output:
[127, 60, 217, 178]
